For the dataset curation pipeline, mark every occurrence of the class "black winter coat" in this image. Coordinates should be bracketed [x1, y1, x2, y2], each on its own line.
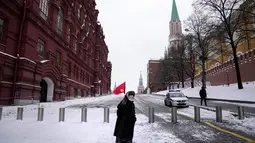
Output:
[199, 88, 207, 98]
[114, 96, 136, 140]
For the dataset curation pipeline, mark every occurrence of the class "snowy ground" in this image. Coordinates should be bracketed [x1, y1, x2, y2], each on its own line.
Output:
[155, 82, 255, 102]
[145, 94, 255, 137]
[0, 95, 183, 143]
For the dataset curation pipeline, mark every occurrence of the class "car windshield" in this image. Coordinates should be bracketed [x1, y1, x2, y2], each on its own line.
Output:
[169, 93, 184, 97]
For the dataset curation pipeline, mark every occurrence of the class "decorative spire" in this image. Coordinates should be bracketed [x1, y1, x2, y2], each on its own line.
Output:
[171, 0, 180, 21]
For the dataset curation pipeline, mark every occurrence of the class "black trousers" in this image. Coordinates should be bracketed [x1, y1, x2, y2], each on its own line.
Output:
[201, 97, 207, 106]
[116, 137, 132, 143]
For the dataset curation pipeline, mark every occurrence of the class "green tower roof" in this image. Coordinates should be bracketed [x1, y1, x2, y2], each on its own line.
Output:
[171, 0, 180, 21]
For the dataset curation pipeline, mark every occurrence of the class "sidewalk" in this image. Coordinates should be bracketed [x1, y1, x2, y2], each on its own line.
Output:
[154, 82, 255, 104]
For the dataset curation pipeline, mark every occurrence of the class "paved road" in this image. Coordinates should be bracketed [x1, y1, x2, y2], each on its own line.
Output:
[68, 94, 254, 142]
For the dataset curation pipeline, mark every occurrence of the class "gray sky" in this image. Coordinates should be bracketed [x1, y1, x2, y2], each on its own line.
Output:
[96, 0, 194, 92]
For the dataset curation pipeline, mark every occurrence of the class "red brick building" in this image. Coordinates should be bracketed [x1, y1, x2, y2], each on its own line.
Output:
[0, 0, 112, 105]
[147, 60, 166, 93]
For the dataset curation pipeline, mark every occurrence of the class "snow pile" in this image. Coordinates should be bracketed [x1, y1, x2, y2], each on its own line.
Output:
[155, 83, 255, 102]
[1, 94, 122, 118]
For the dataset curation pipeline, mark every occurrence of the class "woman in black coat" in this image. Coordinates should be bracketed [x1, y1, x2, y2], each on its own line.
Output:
[114, 91, 136, 143]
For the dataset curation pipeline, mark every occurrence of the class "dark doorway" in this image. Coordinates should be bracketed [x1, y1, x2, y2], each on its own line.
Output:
[40, 79, 48, 102]
[74, 88, 78, 97]
[81, 90, 84, 97]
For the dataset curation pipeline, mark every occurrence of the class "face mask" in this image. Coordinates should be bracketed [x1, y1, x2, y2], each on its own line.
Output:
[128, 95, 134, 101]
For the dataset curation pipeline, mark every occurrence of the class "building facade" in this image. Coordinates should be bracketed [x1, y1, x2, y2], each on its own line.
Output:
[137, 72, 144, 94]
[147, 60, 166, 93]
[0, 0, 111, 105]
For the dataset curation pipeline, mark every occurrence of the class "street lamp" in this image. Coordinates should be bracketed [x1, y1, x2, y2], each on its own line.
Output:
[98, 80, 101, 95]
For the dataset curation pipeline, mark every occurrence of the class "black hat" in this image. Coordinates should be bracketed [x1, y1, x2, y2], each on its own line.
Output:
[127, 91, 135, 96]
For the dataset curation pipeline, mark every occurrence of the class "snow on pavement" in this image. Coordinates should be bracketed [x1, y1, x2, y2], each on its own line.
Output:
[177, 106, 255, 136]
[139, 94, 255, 136]
[0, 95, 184, 143]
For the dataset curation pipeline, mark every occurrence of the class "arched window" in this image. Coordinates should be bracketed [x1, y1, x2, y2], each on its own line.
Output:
[237, 52, 243, 57]
[67, 26, 70, 43]
[57, 8, 63, 34]
[228, 55, 233, 60]
[39, 0, 48, 19]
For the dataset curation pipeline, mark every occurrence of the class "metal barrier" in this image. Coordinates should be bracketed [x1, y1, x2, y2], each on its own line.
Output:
[59, 108, 65, 122]
[148, 107, 154, 123]
[194, 106, 200, 122]
[171, 107, 177, 123]
[104, 107, 109, 123]
[17, 107, 24, 120]
[81, 107, 87, 122]
[0, 107, 2, 120]
[37, 108, 44, 121]
[238, 106, 244, 120]
[216, 106, 222, 122]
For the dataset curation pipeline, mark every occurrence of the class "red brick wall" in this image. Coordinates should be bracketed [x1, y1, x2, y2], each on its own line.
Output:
[0, 0, 111, 105]
[207, 49, 255, 85]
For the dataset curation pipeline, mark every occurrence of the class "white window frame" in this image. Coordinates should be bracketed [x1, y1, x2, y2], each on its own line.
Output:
[0, 18, 4, 43]
[57, 8, 63, 35]
[39, 0, 48, 19]
[37, 39, 45, 57]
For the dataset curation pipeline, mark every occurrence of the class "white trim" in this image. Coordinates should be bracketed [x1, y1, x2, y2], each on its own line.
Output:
[1, 81, 13, 84]
[0, 51, 40, 64]
[62, 74, 68, 77]
[0, 51, 17, 59]
[19, 57, 36, 64]
[67, 78, 90, 88]
[55, 89, 66, 92]
[16, 82, 41, 88]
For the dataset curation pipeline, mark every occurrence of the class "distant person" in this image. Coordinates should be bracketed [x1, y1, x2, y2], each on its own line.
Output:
[199, 86, 207, 106]
[114, 91, 136, 143]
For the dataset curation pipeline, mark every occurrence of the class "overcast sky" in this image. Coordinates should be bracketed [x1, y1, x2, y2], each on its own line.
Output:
[96, 0, 194, 92]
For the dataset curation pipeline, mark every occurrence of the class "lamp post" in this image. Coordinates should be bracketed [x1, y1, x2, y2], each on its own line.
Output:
[98, 80, 101, 96]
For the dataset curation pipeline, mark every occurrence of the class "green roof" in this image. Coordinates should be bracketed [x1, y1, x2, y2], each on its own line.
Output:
[171, 0, 180, 21]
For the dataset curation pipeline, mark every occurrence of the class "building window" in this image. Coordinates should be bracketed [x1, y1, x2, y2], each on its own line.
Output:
[78, 5, 81, 19]
[37, 39, 45, 57]
[249, 51, 251, 57]
[39, 0, 48, 19]
[74, 41, 77, 53]
[57, 8, 63, 35]
[0, 18, 4, 44]
[68, 62, 71, 77]
[56, 51, 61, 66]
[253, 10, 255, 29]
[67, 27, 70, 43]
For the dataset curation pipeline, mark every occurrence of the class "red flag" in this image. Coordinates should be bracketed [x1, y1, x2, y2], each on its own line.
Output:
[113, 82, 126, 95]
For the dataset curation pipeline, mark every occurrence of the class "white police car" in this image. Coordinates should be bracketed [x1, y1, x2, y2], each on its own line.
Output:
[164, 89, 189, 107]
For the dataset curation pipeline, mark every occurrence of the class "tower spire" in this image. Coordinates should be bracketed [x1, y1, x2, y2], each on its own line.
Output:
[171, 0, 180, 21]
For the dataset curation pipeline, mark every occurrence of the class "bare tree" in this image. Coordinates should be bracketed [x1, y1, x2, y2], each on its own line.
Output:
[185, 10, 215, 88]
[195, 0, 245, 89]
[182, 34, 196, 88]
